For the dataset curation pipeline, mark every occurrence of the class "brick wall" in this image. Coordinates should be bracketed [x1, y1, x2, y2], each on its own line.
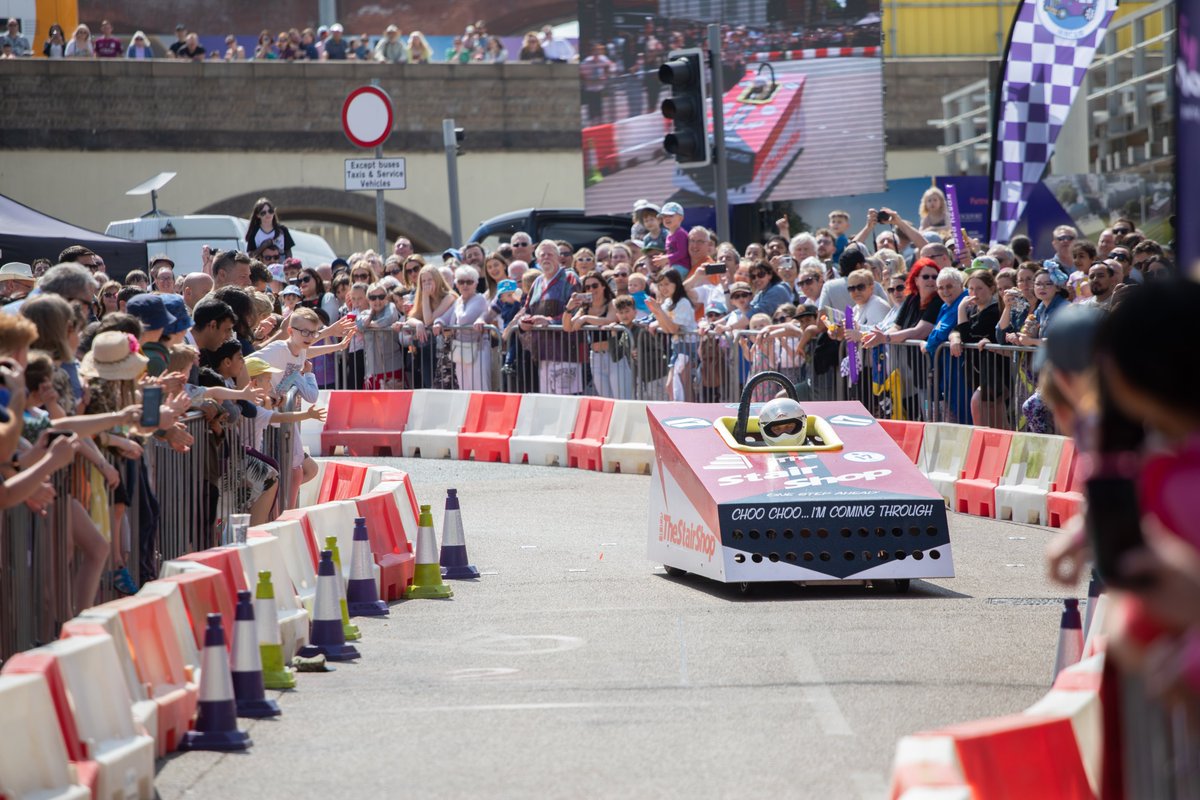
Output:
[0, 58, 983, 153]
[0, 60, 585, 151]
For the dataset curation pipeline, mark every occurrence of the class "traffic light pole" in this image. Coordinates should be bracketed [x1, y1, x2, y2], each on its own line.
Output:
[707, 24, 731, 244]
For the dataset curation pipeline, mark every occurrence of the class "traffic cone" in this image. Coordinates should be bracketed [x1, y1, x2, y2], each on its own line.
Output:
[179, 613, 252, 752]
[1083, 571, 1103, 642]
[403, 504, 454, 599]
[296, 551, 360, 662]
[325, 535, 362, 641]
[440, 488, 479, 579]
[231, 590, 282, 718]
[255, 571, 296, 690]
[347, 517, 389, 616]
[1052, 598, 1084, 683]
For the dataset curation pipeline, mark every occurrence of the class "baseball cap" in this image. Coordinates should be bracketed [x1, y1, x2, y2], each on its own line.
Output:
[125, 294, 177, 332]
[633, 198, 660, 215]
[704, 301, 727, 316]
[1032, 305, 1103, 375]
[728, 281, 752, 295]
[641, 238, 665, 253]
[280, 285, 302, 297]
[330, 23, 344, 33]
[175, 23, 186, 31]
[442, 248, 462, 261]
[496, 279, 518, 295]
[149, 253, 175, 269]
[331, 257, 350, 272]
[969, 256, 999, 273]
[660, 201, 685, 217]
[244, 357, 281, 377]
[796, 303, 818, 318]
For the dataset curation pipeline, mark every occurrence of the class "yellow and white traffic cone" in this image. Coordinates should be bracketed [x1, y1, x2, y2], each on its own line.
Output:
[254, 572, 296, 690]
[324, 535, 362, 641]
[403, 504, 453, 599]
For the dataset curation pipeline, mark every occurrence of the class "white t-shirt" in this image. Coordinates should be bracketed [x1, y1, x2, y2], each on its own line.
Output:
[664, 297, 697, 332]
[253, 341, 319, 403]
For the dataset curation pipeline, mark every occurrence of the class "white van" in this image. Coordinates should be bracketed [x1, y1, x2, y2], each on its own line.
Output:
[104, 214, 337, 274]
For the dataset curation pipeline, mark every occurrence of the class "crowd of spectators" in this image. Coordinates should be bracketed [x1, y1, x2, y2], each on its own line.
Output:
[0, 17, 574, 64]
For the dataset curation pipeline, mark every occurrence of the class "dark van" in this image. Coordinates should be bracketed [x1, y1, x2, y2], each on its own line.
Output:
[467, 208, 631, 252]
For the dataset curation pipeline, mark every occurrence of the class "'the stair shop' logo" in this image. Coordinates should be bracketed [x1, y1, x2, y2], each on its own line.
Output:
[658, 513, 716, 561]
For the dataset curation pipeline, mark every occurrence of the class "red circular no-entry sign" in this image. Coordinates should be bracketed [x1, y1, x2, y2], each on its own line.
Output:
[341, 86, 394, 149]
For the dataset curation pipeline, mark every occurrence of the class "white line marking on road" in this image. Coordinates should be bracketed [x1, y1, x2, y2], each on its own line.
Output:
[567, 568, 587, 573]
[1005, 563, 1026, 568]
[677, 616, 690, 687]
[1007, 536, 1027, 540]
[789, 648, 853, 736]
[600, 542, 618, 546]
[520, 545, 538, 549]
[405, 701, 711, 713]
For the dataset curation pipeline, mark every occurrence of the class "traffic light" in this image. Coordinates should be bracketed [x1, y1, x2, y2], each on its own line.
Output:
[659, 48, 710, 168]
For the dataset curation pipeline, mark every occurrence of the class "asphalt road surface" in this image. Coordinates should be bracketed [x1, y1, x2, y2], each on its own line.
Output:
[157, 456, 1074, 799]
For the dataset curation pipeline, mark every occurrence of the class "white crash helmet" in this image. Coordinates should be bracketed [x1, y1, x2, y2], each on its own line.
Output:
[757, 397, 808, 447]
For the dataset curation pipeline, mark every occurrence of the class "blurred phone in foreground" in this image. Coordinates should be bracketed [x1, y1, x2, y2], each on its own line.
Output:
[1085, 475, 1152, 589]
[140, 386, 162, 429]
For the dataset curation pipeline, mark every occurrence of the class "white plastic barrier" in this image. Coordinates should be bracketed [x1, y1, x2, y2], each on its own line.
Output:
[303, 500, 382, 594]
[250, 519, 319, 614]
[401, 390, 471, 459]
[239, 535, 311, 658]
[0, 673, 91, 800]
[40, 635, 156, 800]
[994, 434, 1067, 525]
[507, 394, 582, 467]
[360, 464, 397, 494]
[601, 400, 657, 475]
[919, 423, 973, 509]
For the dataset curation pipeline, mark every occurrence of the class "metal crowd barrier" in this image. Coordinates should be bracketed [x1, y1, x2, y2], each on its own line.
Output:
[1120, 671, 1200, 797]
[150, 412, 209, 561]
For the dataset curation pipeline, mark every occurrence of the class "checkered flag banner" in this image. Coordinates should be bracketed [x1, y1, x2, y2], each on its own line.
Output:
[989, 0, 1116, 243]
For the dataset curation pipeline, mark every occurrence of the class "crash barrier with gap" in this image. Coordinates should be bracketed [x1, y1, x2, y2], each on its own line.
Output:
[330, 326, 1042, 432]
[0, 457, 434, 797]
[0, 388, 302, 662]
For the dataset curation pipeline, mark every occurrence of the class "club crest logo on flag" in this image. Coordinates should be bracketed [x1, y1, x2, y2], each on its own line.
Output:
[989, 0, 1116, 244]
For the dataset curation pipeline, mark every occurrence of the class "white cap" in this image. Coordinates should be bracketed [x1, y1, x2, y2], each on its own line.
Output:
[330, 23, 344, 33]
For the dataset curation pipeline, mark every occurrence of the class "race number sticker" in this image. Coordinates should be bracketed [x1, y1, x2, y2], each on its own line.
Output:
[843, 451, 885, 464]
[661, 417, 712, 430]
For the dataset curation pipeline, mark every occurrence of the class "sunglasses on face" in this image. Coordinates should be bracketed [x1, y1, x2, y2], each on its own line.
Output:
[1113, 228, 1130, 236]
[352, 272, 371, 280]
[1108, 252, 1129, 261]
[584, 283, 603, 291]
[368, 294, 386, 301]
[455, 278, 475, 285]
[404, 266, 419, 274]
[615, 271, 629, 277]
[258, 208, 274, 216]
[750, 271, 767, 279]
[919, 273, 938, 281]
[299, 276, 313, 284]
[847, 283, 869, 292]
[798, 277, 819, 287]
[512, 241, 531, 247]
[888, 285, 905, 294]
[559, 251, 572, 258]
[102, 292, 118, 300]
[387, 268, 403, 276]
[577, 257, 595, 263]
[1054, 235, 1075, 242]
[731, 292, 750, 300]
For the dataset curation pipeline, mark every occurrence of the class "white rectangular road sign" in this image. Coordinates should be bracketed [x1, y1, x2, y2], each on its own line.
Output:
[344, 157, 407, 191]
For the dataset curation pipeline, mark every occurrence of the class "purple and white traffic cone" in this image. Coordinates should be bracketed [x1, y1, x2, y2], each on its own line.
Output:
[297, 550, 360, 662]
[231, 590, 282, 718]
[439, 489, 479, 580]
[180, 613, 252, 751]
[347, 517, 389, 616]
[1052, 598, 1083, 683]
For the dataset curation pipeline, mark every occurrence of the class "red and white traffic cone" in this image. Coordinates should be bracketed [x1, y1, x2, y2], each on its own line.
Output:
[347, 516, 389, 616]
[297, 550, 360, 662]
[1052, 598, 1083, 683]
[440, 488, 479, 580]
[180, 613, 252, 751]
[231, 590, 281, 718]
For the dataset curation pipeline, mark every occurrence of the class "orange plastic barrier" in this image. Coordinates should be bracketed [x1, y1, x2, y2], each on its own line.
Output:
[317, 459, 372, 503]
[954, 429, 1014, 517]
[354, 489, 417, 600]
[157, 569, 237, 650]
[92, 595, 199, 756]
[457, 392, 522, 463]
[176, 547, 249, 608]
[320, 390, 412, 456]
[566, 398, 615, 472]
[1047, 440, 1086, 528]
[878, 419, 924, 465]
[0, 652, 100, 795]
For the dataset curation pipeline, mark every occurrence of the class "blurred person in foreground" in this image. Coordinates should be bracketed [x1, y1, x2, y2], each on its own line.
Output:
[1045, 281, 1200, 728]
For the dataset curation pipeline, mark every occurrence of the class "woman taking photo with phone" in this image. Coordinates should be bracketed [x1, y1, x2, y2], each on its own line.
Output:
[646, 269, 697, 402]
[564, 271, 622, 398]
